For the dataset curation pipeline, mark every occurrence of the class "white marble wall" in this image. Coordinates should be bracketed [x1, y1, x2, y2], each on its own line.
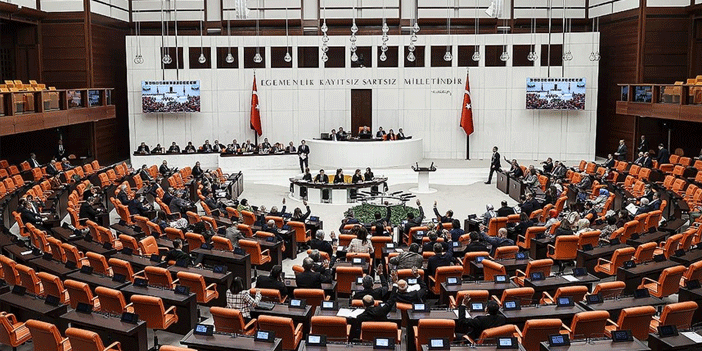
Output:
[127, 32, 599, 163]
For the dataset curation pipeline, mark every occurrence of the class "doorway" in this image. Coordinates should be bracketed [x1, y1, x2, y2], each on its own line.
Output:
[351, 89, 372, 137]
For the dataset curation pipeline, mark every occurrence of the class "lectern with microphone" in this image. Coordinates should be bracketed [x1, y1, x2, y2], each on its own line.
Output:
[410, 162, 437, 194]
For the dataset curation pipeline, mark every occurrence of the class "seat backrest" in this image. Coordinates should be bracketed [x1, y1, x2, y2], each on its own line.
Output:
[108, 258, 135, 282]
[0, 255, 20, 285]
[569, 311, 610, 339]
[488, 217, 508, 236]
[683, 261, 702, 283]
[371, 236, 392, 259]
[26, 319, 66, 351]
[416, 319, 455, 349]
[477, 324, 520, 344]
[212, 236, 233, 251]
[656, 265, 687, 297]
[578, 231, 600, 249]
[164, 228, 185, 240]
[239, 239, 267, 265]
[553, 285, 589, 303]
[86, 252, 111, 276]
[500, 287, 535, 305]
[493, 245, 519, 259]
[144, 266, 173, 288]
[646, 210, 662, 231]
[185, 233, 205, 252]
[310, 316, 348, 341]
[257, 315, 299, 350]
[288, 221, 309, 243]
[65, 327, 108, 351]
[661, 234, 683, 259]
[295, 289, 326, 312]
[37, 272, 68, 304]
[118, 235, 140, 255]
[521, 319, 563, 351]
[551, 236, 579, 260]
[130, 295, 169, 329]
[454, 290, 490, 306]
[433, 266, 463, 288]
[482, 259, 506, 281]
[634, 242, 657, 263]
[616, 306, 657, 340]
[659, 301, 698, 330]
[241, 211, 255, 225]
[176, 272, 208, 302]
[336, 266, 364, 294]
[610, 247, 636, 272]
[61, 243, 85, 268]
[361, 321, 400, 342]
[95, 286, 128, 315]
[211, 306, 248, 333]
[525, 259, 553, 278]
[139, 236, 159, 256]
[64, 279, 96, 310]
[16, 264, 43, 295]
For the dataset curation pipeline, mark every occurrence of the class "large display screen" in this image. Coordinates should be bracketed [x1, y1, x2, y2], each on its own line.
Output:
[526, 78, 586, 110]
[141, 80, 200, 113]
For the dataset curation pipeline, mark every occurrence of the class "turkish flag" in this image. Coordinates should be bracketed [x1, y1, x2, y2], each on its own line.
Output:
[460, 74, 474, 136]
[250, 75, 262, 136]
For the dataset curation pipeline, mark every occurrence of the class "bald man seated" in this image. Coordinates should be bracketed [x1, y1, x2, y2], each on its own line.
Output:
[352, 265, 389, 301]
[348, 280, 399, 341]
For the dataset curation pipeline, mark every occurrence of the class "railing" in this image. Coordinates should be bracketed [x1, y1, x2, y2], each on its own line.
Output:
[616, 84, 702, 122]
[0, 88, 114, 117]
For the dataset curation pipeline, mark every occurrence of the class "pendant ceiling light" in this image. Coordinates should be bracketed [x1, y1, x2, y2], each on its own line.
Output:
[562, 3, 572, 61]
[527, 4, 538, 62]
[161, 0, 172, 64]
[350, 1, 358, 62]
[253, 13, 263, 63]
[472, 0, 479, 61]
[226, 18, 234, 63]
[134, 19, 144, 64]
[380, 0, 389, 62]
[284, 7, 292, 63]
[321, 0, 329, 63]
[589, 17, 600, 61]
[198, 20, 206, 63]
[444, 0, 452, 62]
[407, 2, 418, 62]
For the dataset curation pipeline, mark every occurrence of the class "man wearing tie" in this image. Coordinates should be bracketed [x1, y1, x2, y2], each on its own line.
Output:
[298, 140, 310, 174]
[28, 153, 40, 168]
[56, 139, 66, 159]
[46, 158, 59, 176]
[614, 139, 627, 161]
[485, 146, 501, 184]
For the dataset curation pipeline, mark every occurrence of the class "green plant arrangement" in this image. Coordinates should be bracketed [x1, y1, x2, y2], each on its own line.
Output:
[346, 203, 420, 226]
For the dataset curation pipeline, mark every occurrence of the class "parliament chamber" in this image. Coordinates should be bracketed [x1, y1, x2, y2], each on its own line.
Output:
[2, 0, 702, 350]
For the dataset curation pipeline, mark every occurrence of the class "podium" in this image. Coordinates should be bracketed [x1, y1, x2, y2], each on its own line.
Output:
[496, 170, 509, 194]
[410, 165, 437, 194]
[509, 176, 526, 201]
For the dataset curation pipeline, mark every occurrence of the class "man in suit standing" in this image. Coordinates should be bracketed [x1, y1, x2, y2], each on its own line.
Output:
[485, 146, 501, 184]
[638, 135, 649, 155]
[28, 153, 40, 168]
[56, 139, 66, 159]
[656, 143, 670, 164]
[298, 140, 310, 174]
[614, 139, 628, 161]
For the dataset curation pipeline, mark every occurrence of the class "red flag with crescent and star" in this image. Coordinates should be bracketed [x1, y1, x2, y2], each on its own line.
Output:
[460, 73, 474, 136]
[250, 74, 262, 136]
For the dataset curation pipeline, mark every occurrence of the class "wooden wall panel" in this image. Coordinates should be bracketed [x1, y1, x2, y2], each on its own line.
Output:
[40, 21, 88, 89]
[642, 16, 690, 83]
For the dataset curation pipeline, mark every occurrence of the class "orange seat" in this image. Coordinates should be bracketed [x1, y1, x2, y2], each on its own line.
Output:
[487, 217, 508, 236]
[513, 259, 553, 286]
[25, 319, 71, 351]
[185, 233, 206, 252]
[649, 301, 698, 332]
[429, 266, 463, 295]
[64, 279, 100, 310]
[604, 306, 656, 341]
[0, 256, 20, 286]
[493, 287, 535, 306]
[540, 285, 589, 305]
[160, 346, 194, 351]
[257, 315, 303, 351]
[95, 287, 133, 315]
[594, 247, 635, 276]
[164, 228, 185, 240]
[108, 258, 143, 283]
[118, 235, 141, 255]
[449, 290, 490, 309]
[634, 242, 657, 264]
[138, 236, 160, 256]
[493, 245, 519, 260]
[638, 265, 686, 298]
[310, 316, 349, 341]
[578, 231, 600, 249]
[37, 272, 70, 304]
[86, 252, 113, 277]
[253, 288, 287, 303]
[371, 236, 393, 260]
[518, 319, 563, 351]
[336, 266, 364, 296]
[62, 243, 88, 268]
[462, 251, 490, 277]
[177, 271, 219, 304]
[654, 233, 683, 259]
[212, 236, 233, 251]
[562, 311, 610, 340]
[130, 295, 178, 348]
[294, 288, 329, 314]
[16, 264, 43, 295]
[240, 210, 255, 225]
[288, 221, 311, 250]
[414, 319, 455, 351]
[361, 321, 402, 342]
[210, 306, 257, 335]
[547, 235, 579, 271]
[591, 281, 625, 299]
[481, 259, 506, 282]
[66, 327, 122, 351]
[469, 324, 520, 345]
[144, 266, 176, 288]
[680, 261, 702, 287]
[517, 227, 546, 250]
[0, 312, 32, 350]
[239, 239, 271, 266]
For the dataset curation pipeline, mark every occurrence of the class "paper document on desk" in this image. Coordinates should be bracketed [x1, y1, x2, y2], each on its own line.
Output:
[453, 309, 470, 319]
[337, 308, 364, 318]
[681, 332, 702, 343]
[625, 203, 639, 215]
[20, 250, 33, 256]
[394, 248, 403, 253]
[561, 275, 579, 282]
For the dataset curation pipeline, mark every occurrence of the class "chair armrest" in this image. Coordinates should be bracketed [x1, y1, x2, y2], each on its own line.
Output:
[124, 302, 133, 310]
[428, 276, 436, 284]
[541, 292, 554, 304]
[547, 244, 555, 250]
[261, 249, 270, 256]
[244, 318, 257, 331]
[4, 313, 17, 324]
[324, 295, 331, 301]
[206, 283, 217, 291]
[597, 258, 612, 266]
[515, 269, 525, 277]
[105, 341, 122, 351]
[294, 323, 303, 336]
[164, 305, 177, 315]
[606, 319, 619, 328]
[463, 335, 475, 344]
[491, 296, 501, 304]
[560, 323, 572, 333]
[61, 337, 70, 346]
[514, 328, 523, 338]
[171, 279, 179, 285]
[133, 270, 145, 277]
[449, 296, 457, 308]
[517, 235, 525, 242]
[641, 277, 657, 285]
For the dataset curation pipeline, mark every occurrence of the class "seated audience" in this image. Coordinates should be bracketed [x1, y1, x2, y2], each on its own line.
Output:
[136, 142, 150, 154]
[389, 243, 423, 270]
[352, 267, 389, 301]
[310, 230, 336, 258]
[168, 142, 180, 153]
[296, 257, 333, 289]
[227, 277, 261, 321]
[403, 200, 424, 234]
[348, 226, 374, 255]
[255, 265, 288, 299]
[456, 299, 506, 340]
[427, 242, 455, 277]
[480, 228, 514, 257]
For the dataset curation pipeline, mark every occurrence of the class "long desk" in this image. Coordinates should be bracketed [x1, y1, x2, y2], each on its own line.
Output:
[0, 292, 68, 329]
[616, 260, 680, 295]
[469, 258, 530, 279]
[60, 310, 148, 351]
[576, 244, 629, 276]
[120, 284, 197, 334]
[167, 265, 233, 306]
[407, 309, 459, 351]
[647, 329, 702, 351]
[71, 238, 117, 257]
[130, 153, 220, 170]
[181, 331, 283, 351]
[27, 256, 78, 280]
[539, 338, 649, 351]
[314, 307, 403, 325]
[3, 244, 43, 263]
[305, 138, 423, 169]
[678, 287, 702, 323]
[670, 249, 702, 266]
[283, 278, 336, 299]
[251, 303, 314, 333]
[66, 271, 129, 291]
[192, 248, 252, 289]
[289, 177, 389, 205]
[111, 252, 166, 272]
[627, 231, 670, 246]
[440, 281, 516, 306]
[425, 345, 526, 351]
[50, 226, 83, 242]
[305, 342, 401, 351]
[500, 304, 585, 328]
[523, 274, 599, 302]
[577, 296, 665, 320]
[219, 153, 299, 171]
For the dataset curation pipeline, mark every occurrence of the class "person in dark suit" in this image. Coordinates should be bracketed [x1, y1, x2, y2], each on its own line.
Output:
[506, 159, 524, 178]
[541, 158, 554, 174]
[302, 168, 312, 181]
[139, 165, 153, 182]
[309, 230, 336, 258]
[449, 220, 465, 242]
[602, 154, 616, 169]
[191, 162, 203, 179]
[351, 169, 363, 184]
[298, 140, 310, 173]
[184, 142, 196, 153]
[638, 135, 649, 155]
[403, 200, 424, 234]
[136, 142, 150, 154]
[641, 152, 653, 169]
[116, 184, 130, 205]
[255, 265, 288, 299]
[336, 127, 347, 141]
[359, 126, 372, 138]
[656, 144, 670, 164]
[127, 193, 150, 216]
[485, 146, 502, 184]
[159, 160, 171, 176]
[226, 140, 240, 154]
[333, 169, 345, 183]
[497, 201, 515, 217]
[614, 139, 628, 161]
[427, 243, 455, 277]
[352, 269, 389, 301]
[314, 169, 328, 183]
[162, 188, 175, 206]
[295, 257, 332, 289]
[151, 144, 164, 154]
[394, 269, 428, 304]
[169, 192, 191, 215]
[348, 283, 399, 341]
[481, 228, 515, 257]
[19, 199, 44, 226]
[375, 127, 386, 138]
[519, 193, 540, 217]
[433, 201, 454, 223]
[46, 158, 59, 176]
[371, 206, 392, 236]
[164, 239, 191, 263]
[456, 300, 506, 340]
[396, 128, 406, 140]
[421, 232, 446, 253]
[364, 168, 374, 181]
[79, 191, 99, 222]
[201, 140, 214, 153]
[56, 139, 66, 159]
[27, 153, 40, 168]
[167, 142, 180, 153]
[465, 232, 489, 253]
[550, 161, 567, 179]
[285, 142, 296, 153]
